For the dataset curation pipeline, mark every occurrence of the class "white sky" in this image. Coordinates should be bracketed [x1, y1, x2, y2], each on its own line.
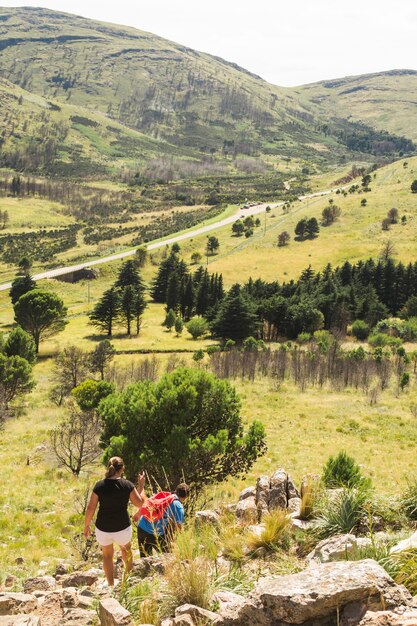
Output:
[1, 0, 417, 86]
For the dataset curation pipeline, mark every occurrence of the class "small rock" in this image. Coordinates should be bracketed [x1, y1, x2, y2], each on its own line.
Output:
[54, 562, 70, 576]
[175, 603, 220, 622]
[235, 496, 257, 524]
[99, 597, 132, 626]
[14, 558, 25, 566]
[194, 510, 220, 527]
[390, 530, 417, 554]
[307, 534, 372, 564]
[62, 607, 96, 624]
[61, 570, 98, 588]
[237, 487, 255, 502]
[24, 576, 56, 594]
[291, 518, 315, 531]
[4, 577, 16, 589]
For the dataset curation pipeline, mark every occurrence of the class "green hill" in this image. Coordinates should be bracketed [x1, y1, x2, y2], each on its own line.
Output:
[297, 70, 417, 144]
[0, 6, 414, 178]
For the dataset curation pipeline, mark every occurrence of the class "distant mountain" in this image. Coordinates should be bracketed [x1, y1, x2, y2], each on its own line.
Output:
[0, 7, 415, 178]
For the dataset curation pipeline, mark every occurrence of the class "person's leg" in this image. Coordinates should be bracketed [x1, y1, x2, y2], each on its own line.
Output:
[101, 544, 115, 585]
[120, 541, 133, 578]
[137, 527, 155, 557]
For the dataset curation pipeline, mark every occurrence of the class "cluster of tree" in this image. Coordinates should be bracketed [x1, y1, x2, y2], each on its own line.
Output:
[151, 250, 224, 321]
[382, 207, 400, 231]
[322, 201, 342, 225]
[208, 337, 405, 395]
[411, 180, 417, 194]
[232, 215, 261, 238]
[195, 258, 417, 344]
[0, 226, 80, 264]
[335, 120, 415, 156]
[89, 260, 147, 336]
[294, 217, 320, 240]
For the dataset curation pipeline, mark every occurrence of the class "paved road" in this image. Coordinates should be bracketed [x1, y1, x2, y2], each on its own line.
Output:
[0, 187, 337, 292]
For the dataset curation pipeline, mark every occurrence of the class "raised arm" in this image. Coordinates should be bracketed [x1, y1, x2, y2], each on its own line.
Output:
[131, 472, 146, 521]
[84, 492, 99, 538]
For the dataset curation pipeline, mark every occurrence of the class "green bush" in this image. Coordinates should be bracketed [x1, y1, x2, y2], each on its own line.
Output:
[368, 333, 401, 348]
[351, 320, 370, 341]
[186, 317, 208, 339]
[98, 368, 267, 489]
[322, 450, 369, 488]
[315, 486, 371, 538]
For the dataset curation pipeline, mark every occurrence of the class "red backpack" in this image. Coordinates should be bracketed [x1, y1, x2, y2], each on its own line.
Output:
[139, 491, 176, 522]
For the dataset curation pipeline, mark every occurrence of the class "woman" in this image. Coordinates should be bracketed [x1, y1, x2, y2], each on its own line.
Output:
[84, 456, 145, 588]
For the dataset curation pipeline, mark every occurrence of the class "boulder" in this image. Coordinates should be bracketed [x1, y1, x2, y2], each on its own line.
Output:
[211, 591, 246, 615]
[60, 570, 98, 588]
[235, 496, 257, 524]
[238, 487, 255, 502]
[307, 534, 373, 564]
[0, 618, 41, 625]
[131, 554, 173, 579]
[0, 593, 38, 616]
[359, 609, 417, 625]
[24, 577, 56, 594]
[99, 597, 132, 626]
[195, 510, 220, 527]
[218, 560, 412, 625]
[269, 470, 288, 511]
[390, 530, 417, 554]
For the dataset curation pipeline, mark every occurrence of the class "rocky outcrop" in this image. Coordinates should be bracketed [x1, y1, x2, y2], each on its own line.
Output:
[217, 560, 412, 625]
[236, 469, 301, 523]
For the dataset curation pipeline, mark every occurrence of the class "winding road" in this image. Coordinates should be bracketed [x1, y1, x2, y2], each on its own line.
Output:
[0, 187, 336, 292]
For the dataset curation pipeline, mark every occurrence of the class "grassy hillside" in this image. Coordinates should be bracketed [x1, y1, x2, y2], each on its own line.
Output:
[1, 6, 413, 174]
[298, 70, 417, 144]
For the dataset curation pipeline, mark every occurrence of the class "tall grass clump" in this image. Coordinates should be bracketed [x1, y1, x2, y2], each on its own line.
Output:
[120, 578, 167, 625]
[164, 527, 215, 609]
[400, 478, 417, 521]
[247, 510, 291, 554]
[386, 549, 417, 595]
[299, 475, 323, 520]
[322, 450, 371, 489]
[315, 486, 372, 538]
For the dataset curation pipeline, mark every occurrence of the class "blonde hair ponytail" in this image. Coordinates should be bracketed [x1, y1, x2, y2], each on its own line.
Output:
[105, 456, 124, 478]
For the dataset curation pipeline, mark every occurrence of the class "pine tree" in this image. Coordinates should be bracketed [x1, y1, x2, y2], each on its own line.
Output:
[120, 285, 136, 335]
[211, 284, 258, 342]
[89, 287, 121, 336]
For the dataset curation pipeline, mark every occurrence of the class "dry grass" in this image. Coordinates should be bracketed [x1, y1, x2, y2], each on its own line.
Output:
[246, 510, 292, 554]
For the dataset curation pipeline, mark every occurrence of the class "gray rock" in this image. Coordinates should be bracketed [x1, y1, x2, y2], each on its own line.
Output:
[218, 560, 412, 625]
[0, 617, 41, 625]
[0, 593, 38, 616]
[287, 497, 301, 518]
[54, 562, 70, 576]
[235, 496, 257, 524]
[269, 469, 287, 510]
[211, 591, 245, 614]
[307, 534, 373, 564]
[390, 530, 417, 554]
[195, 510, 220, 527]
[238, 487, 255, 502]
[61, 570, 98, 588]
[172, 616, 194, 626]
[99, 597, 132, 626]
[24, 576, 56, 594]
[291, 518, 315, 531]
[286, 475, 299, 500]
[255, 476, 270, 519]
[358, 609, 417, 625]
[131, 554, 173, 579]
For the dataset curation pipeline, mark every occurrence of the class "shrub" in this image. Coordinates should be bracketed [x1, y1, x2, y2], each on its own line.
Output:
[401, 479, 417, 520]
[300, 476, 322, 520]
[388, 550, 417, 595]
[315, 487, 371, 538]
[368, 332, 400, 348]
[351, 320, 370, 341]
[297, 332, 311, 344]
[186, 317, 208, 339]
[98, 368, 267, 489]
[322, 450, 369, 488]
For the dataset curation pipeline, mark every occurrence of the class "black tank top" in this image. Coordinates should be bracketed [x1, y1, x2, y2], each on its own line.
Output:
[93, 478, 134, 532]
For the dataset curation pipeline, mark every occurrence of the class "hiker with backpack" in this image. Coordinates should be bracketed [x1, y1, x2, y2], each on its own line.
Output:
[133, 483, 190, 557]
[83, 456, 146, 588]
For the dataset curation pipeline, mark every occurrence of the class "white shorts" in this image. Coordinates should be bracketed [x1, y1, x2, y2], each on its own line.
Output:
[95, 525, 132, 547]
